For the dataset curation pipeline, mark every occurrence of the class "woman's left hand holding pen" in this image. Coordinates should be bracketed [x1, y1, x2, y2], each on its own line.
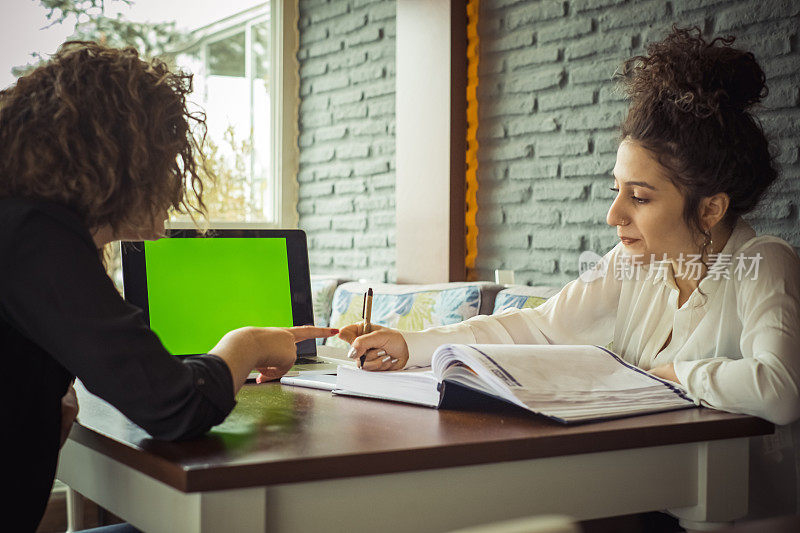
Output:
[338, 324, 410, 371]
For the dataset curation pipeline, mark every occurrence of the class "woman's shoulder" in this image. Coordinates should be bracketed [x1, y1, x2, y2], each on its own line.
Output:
[0, 198, 91, 241]
[728, 233, 800, 294]
[734, 234, 799, 268]
[0, 198, 96, 269]
[0, 198, 48, 248]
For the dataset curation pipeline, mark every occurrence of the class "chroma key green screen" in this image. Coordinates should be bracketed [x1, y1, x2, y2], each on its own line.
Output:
[144, 237, 294, 355]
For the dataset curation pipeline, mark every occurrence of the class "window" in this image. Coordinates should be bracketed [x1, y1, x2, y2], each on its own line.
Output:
[172, 5, 288, 225]
[1, 0, 299, 288]
[5, 0, 298, 229]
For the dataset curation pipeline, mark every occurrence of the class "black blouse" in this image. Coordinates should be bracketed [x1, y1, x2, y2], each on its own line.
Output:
[0, 198, 235, 531]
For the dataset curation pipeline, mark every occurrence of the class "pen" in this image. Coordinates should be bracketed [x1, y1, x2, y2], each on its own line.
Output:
[361, 290, 366, 322]
[360, 288, 373, 367]
[363, 288, 373, 334]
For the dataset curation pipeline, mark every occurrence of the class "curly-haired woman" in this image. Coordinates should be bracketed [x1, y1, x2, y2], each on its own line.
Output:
[0, 42, 336, 531]
[342, 27, 800, 524]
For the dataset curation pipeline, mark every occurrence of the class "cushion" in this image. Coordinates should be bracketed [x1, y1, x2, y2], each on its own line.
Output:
[310, 276, 342, 344]
[326, 281, 496, 349]
[492, 285, 562, 314]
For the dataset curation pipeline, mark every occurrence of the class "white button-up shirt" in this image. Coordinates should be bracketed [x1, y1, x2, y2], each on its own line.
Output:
[402, 218, 800, 517]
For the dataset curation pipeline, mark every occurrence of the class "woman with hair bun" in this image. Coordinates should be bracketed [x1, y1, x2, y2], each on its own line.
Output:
[0, 42, 337, 531]
[342, 26, 800, 524]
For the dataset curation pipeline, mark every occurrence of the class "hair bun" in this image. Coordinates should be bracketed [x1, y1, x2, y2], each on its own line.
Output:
[621, 26, 768, 118]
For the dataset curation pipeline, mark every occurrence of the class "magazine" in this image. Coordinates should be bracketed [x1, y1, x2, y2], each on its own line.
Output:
[334, 344, 696, 423]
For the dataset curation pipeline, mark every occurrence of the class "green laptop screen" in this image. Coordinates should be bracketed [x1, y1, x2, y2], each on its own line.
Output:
[144, 237, 294, 355]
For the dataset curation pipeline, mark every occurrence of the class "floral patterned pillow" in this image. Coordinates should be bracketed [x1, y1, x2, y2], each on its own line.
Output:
[327, 282, 483, 349]
[310, 276, 339, 327]
[492, 286, 562, 314]
[310, 276, 340, 345]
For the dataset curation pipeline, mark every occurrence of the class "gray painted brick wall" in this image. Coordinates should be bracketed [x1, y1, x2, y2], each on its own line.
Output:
[475, 0, 800, 286]
[297, 0, 396, 282]
[297, 0, 800, 286]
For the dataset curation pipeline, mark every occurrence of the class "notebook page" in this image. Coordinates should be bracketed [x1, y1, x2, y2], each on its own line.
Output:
[335, 366, 441, 407]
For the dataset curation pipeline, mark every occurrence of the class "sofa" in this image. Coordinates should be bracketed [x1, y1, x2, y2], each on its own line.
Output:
[310, 276, 563, 348]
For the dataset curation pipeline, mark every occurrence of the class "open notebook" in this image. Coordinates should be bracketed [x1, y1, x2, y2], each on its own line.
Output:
[335, 344, 696, 423]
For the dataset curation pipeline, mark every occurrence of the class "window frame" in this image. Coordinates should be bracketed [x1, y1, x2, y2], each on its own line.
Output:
[168, 0, 299, 231]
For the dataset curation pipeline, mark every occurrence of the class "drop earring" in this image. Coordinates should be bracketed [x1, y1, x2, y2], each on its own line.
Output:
[702, 231, 714, 257]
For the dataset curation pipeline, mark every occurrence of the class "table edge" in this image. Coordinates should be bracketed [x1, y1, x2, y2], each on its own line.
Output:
[66, 413, 774, 493]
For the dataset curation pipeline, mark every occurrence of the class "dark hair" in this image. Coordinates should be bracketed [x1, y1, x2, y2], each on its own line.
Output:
[0, 41, 209, 236]
[618, 25, 777, 249]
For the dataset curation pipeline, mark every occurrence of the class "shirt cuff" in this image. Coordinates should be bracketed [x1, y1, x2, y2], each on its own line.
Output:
[673, 360, 703, 405]
[401, 324, 477, 368]
[184, 354, 237, 422]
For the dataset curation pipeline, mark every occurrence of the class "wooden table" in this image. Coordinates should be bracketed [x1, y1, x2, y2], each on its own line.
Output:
[57, 382, 773, 533]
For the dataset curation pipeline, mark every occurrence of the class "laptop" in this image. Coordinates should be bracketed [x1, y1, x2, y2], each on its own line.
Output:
[121, 228, 347, 378]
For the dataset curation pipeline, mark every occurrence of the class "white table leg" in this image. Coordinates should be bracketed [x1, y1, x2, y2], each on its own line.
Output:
[668, 437, 750, 529]
[66, 487, 86, 532]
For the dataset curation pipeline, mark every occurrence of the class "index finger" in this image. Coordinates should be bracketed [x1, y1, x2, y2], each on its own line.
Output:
[287, 326, 340, 343]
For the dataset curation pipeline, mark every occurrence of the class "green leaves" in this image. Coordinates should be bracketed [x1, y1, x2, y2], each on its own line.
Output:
[15, 0, 187, 78]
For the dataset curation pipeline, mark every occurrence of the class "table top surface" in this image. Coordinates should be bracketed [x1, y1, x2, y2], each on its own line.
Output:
[67, 381, 774, 493]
